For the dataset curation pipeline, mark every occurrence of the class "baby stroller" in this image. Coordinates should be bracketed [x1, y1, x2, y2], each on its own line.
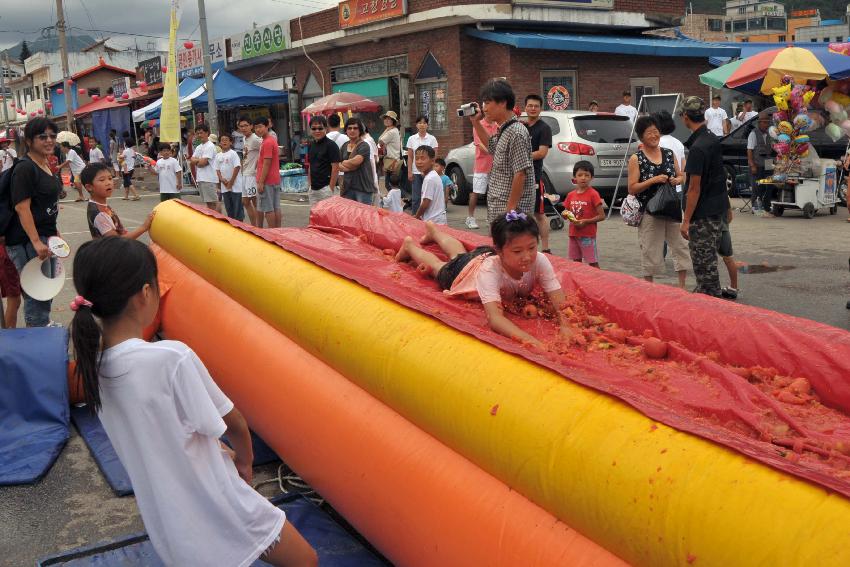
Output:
[543, 193, 566, 230]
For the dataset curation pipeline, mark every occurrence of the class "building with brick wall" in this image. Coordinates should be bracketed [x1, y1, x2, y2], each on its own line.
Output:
[224, 0, 737, 153]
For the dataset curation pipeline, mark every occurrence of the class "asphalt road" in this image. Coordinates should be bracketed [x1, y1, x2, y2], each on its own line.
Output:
[2, 172, 849, 565]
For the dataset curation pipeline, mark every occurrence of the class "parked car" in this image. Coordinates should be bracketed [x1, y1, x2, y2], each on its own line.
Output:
[444, 111, 635, 205]
[720, 107, 848, 198]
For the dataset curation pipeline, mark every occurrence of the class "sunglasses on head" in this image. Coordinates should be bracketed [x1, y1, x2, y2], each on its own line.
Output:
[36, 133, 58, 141]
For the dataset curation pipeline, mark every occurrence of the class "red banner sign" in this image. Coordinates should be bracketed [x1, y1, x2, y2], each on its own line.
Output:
[339, 0, 407, 29]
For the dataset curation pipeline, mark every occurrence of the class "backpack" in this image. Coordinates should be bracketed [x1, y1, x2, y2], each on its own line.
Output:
[0, 159, 25, 237]
[620, 194, 644, 227]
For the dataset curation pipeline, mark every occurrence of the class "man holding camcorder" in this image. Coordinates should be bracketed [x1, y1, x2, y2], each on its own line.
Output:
[466, 79, 536, 227]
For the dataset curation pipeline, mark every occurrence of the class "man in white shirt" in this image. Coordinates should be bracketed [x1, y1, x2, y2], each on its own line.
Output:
[0, 139, 17, 172]
[736, 99, 758, 126]
[413, 146, 447, 224]
[215, 133, 244, 221]
[326, 114, 349, 191]
[406, 115, 439, 215]
[155, 144, 183, 202]
[189, 123, 221, 212]
[238, 116, 262, 227]
[88, 143, 105, 163]
[614, 91, 638, 122]
[705, 95, 729, 137]
[59, 142, 87, 201]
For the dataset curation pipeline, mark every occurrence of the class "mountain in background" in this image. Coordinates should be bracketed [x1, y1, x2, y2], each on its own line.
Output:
[0, 35, 98, 61]
[689, 0, 845, 19]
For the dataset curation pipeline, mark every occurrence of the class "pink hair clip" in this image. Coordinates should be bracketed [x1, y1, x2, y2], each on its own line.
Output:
[69, 295, 93, 312]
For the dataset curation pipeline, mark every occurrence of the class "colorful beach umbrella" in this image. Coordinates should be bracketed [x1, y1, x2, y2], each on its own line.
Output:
[726, 47, 829, 94]
[699, 58, 745, 90]
[701, 47, 850, 95]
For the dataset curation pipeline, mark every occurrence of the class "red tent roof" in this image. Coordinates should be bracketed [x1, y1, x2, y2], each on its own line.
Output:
[74, 88, 149, 117]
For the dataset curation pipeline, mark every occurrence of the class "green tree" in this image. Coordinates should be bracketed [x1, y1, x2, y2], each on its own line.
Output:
[19, 41, 31, 62]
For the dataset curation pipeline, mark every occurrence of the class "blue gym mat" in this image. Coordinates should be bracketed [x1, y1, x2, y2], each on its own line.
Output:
[0, 328, 69, 485]
[71, 405, 280, 496]
[37, 493, 389, 566]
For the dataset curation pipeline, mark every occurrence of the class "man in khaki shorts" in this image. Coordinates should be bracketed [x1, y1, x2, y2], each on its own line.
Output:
[238, 116, 262, 226]
[190, 123, 221, 212]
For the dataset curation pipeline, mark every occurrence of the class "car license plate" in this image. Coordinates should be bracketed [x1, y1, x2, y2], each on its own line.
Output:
[600, 158, 625, 168]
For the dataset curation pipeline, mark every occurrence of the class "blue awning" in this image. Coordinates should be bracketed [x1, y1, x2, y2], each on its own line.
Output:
[466, 29, 741, 58]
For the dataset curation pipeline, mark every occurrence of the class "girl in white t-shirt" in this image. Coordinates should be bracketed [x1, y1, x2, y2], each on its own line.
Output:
[394, 212, 573, 346]
[69, 238, 318, 567]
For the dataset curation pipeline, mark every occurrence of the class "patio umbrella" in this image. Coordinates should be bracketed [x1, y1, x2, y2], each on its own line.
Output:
[301, 92, 381, 116]
[725, 47, 850, 94]
[699, 58, 746, 90]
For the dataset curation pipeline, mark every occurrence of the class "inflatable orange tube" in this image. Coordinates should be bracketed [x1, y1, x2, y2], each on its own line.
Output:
[154, 246, 627, 567]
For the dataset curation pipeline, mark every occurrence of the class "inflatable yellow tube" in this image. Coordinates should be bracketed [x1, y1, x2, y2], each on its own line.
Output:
[151, 201, 850, 567]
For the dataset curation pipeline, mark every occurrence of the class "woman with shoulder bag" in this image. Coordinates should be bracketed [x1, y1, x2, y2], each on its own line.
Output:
[6, 117, 63, 327]
[627, 115, 691, 289]
[378, 111, 402, 190]
[338, 117, 377, 205]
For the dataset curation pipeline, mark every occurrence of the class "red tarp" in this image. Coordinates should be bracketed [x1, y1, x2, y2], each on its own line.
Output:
[175, 199, 850, 498]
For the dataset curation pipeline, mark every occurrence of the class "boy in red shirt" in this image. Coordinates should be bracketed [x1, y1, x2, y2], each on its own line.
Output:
[564, 160, 605, 268]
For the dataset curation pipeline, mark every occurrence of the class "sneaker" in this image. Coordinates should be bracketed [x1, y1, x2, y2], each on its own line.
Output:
[721, 287, 739, 300]
[46, 320, 64, 328]
[465, 216, 479, 229]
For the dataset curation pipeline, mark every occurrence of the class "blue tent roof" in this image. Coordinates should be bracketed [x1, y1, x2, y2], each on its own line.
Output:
[192, 69, 288, 110]
[466, 29, 741, 58]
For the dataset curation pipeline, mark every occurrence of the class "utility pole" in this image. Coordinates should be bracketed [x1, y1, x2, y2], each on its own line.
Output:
[56, 0, 75, 133]
[198, 0, 217, 134]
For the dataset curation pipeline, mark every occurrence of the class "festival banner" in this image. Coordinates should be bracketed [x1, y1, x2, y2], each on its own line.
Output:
[160, 0, 181, 143]
[338, 0, 407, 29]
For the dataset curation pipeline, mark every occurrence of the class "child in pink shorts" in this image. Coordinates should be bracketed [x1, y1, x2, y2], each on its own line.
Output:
[563, 160, 605, 268]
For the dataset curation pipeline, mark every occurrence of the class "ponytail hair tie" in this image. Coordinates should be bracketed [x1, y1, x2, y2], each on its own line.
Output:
[505, 210, 527, 222]
[70, 295, 93, 312]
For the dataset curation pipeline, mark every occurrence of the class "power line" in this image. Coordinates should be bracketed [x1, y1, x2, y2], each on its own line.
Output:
[77, 0, 102, 42]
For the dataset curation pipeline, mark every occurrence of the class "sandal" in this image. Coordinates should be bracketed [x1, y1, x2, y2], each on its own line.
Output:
[74, 198, 84, 202]
[541, 249, 552, 254]
[131, 196, 141, 201]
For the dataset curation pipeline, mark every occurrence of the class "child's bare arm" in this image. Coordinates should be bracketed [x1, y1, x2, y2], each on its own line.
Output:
[483, 301, 542, 347]
[414, 197, 432, 219]
[222, 407, 253, 484]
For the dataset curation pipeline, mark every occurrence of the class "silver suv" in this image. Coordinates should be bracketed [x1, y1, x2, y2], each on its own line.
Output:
[444, 111, 634, 205]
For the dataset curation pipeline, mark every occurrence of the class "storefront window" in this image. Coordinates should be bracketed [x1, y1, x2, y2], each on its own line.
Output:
[540, 71, 577, 111]
[416, 81, 448, 132]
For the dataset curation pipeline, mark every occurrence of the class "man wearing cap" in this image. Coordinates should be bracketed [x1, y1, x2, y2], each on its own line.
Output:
[747, 112, 773, 215]
[615, 91, 638, 122]
[680, 96, 730, 298]
[0, 138, 17, 172]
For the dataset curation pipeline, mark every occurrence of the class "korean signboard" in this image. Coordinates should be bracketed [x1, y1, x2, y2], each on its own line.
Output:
[241, 21, 288, 60]
[138, 56, 163, 85]
[111, 77, 130, 98]
[338, 0, 408, 29]
[177, 39, 226, 79]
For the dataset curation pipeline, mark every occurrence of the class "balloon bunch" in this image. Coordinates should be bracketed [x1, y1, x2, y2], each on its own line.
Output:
[817, 78, 850, 142]
[768, 76, 819, 181]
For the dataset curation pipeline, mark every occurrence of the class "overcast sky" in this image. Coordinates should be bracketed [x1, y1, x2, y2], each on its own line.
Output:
[0, 0, 339, 51]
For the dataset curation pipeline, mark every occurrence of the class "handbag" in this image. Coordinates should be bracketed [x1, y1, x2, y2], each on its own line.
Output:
[621, 194, 644, 227]
[646, 182, 682, 222]
[383, 156, 401, 174]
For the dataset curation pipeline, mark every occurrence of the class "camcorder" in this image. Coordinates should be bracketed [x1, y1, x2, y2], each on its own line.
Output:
[457, 102, 479, 118]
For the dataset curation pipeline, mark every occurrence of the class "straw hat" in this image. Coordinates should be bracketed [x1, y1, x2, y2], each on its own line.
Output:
[381, 110, 399, 124]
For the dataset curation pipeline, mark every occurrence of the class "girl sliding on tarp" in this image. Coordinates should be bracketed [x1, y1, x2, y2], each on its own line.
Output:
[395, 211, 573, 347]
[69, 237, 317, 567]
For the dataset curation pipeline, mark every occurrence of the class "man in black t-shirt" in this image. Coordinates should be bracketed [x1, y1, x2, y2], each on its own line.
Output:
[306, 115, 341, 207]
[680, 96, 729, 297]
[524, 94, 553, 252]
